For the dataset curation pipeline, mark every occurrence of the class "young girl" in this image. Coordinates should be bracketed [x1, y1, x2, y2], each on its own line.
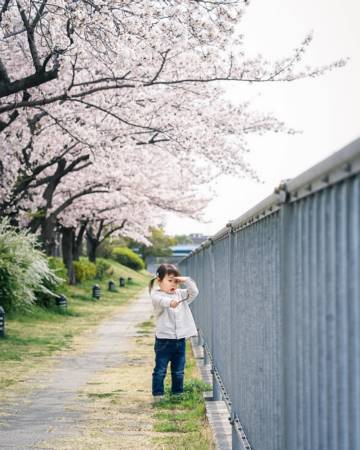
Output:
[148, 263, 199, 401]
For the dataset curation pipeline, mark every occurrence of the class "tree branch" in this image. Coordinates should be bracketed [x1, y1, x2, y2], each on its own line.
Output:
[51, 185, 108, 218]
[100, 219, 127, 243]
[17, 0, 41, 72]
[150, 49, 170, 83]
[0, 68, 59, 98]
[32, 0, 48, 29]
[0, 0, 11, 24]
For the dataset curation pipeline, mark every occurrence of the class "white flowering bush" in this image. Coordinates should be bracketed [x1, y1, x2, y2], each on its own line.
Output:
[0, 218, 62, 313]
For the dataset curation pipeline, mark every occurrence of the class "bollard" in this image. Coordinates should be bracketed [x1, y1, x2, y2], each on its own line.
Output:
[56, 294, 67, 309]
[108, 280, 116, 292]
[119, 277, 125, 287]
[0, 306, 5, 338]
[92, 284, 101, 300]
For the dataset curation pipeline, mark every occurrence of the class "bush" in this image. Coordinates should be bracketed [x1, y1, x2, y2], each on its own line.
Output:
[97, 237, 129, 259]
[95, 258, 112, 280]
[111, 247, 145, 271]
[35, 257, 67, 308]
[0, 218, 62, 313]
[96, 239, 114, 259]
[73, 259, 97, 283]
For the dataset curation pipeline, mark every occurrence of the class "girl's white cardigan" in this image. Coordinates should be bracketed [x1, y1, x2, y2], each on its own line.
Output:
[150, 277, 199, 339]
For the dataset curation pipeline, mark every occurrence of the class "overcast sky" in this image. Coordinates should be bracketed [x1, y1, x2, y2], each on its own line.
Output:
[164, 0, 360, 237]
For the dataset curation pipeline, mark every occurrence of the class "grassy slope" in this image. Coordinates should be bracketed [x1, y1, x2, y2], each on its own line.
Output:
[0, 259, 151, 396]
[0, 262, 215, 448]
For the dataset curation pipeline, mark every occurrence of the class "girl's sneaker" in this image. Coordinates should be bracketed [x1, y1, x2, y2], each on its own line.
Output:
[152, 395, 164, 403]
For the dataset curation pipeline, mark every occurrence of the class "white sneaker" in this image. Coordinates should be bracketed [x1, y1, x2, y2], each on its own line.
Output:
[152, 395, 164, 403]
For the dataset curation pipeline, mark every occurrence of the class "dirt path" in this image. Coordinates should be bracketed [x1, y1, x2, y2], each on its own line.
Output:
[0, 289, 160, 449]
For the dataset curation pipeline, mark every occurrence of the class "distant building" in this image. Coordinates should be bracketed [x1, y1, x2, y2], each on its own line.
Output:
[146, 234, 208, 275]
[189, 233, 208, 245]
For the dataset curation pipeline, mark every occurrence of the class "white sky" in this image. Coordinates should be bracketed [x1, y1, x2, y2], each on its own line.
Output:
[164, 0, 360, 236]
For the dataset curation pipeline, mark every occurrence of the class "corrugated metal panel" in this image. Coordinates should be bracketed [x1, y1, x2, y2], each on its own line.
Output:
[229, 212, 282, 450]
[282, 176, 360, 450]
[178, 139, 360, 450]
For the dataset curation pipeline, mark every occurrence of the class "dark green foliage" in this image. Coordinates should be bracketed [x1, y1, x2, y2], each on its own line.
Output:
[127, 226, 174, 262]
[95, 258, 112, 280]
[111, 247, 145, 271]
[97, 237, 128, 258]
[73, 259, 97, 283]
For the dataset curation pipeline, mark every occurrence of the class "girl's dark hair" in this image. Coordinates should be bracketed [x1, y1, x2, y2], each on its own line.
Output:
[148, 263, 181, 294]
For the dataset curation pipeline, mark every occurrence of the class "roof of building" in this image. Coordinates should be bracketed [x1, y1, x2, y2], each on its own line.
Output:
[170, 244, 198, 256]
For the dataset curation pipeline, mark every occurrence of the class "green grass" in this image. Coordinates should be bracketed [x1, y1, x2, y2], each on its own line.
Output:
[153, 378, 211, 411]
[136, 319, 155, 336]
[0, 259, 151, 393]
[151, 341, 213, 448]
[0, 334, 68, 361]
[86, 389, 124, 399]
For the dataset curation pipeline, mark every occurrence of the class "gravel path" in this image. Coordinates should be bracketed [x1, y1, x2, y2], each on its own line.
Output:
[0, 289, 153, 450]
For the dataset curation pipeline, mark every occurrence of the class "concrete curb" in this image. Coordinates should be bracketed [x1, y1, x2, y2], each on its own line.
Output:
[190, 337, 232, 450]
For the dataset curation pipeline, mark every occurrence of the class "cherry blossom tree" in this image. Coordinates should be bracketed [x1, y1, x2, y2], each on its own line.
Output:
[0, 0, 346, 134]
[43, 146, 213, 278]
[0, 0, 348, 281]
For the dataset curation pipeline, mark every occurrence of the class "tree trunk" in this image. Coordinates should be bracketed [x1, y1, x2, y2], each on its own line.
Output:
[86, 221, 104, 263]
[73, 238, 82, 261]
[41, 216, 57, 256]
[74, 221, 88, 261]
[61, 226, 76, 285]
[87, 233, 98, 263]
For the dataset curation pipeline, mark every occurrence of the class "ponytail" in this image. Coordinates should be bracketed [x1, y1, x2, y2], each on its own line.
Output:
[148, 277, 156, 294]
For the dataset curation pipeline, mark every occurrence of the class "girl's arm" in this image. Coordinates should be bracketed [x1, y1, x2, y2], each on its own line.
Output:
[151, 291, 177, 309]
[177, 277, 199, 305]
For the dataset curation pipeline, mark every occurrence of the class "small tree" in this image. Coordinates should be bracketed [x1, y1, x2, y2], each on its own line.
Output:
[0, 218, 62, 313]
[129, 226, 176, 261]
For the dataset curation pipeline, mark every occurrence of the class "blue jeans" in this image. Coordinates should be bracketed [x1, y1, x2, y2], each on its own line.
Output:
[152, 336, 186, 396]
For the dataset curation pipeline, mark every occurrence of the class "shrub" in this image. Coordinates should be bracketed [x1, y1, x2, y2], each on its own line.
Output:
[111, 247, 145, 271]
[97, 237, 128, 258]
[35, 257, 67, 308]
[73, 259, 97, 283]
[96, 240, 113, 259]
[0, 218, 62, 313]
[95, 258, 112, 280]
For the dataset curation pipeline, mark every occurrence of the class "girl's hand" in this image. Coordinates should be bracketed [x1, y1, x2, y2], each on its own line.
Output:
[174, 276, 189, 283]
[170, 299, 180, 308]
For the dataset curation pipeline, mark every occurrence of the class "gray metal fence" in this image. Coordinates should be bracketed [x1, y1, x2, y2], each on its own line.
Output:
[179, 138, 360, 450]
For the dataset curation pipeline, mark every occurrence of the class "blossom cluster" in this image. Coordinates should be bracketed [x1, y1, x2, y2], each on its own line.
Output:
[0, 0, 346, 245]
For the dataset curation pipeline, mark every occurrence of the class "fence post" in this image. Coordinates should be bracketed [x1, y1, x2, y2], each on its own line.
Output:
[197, 328, 203, 347]
[231, 412, 243, 450]
[212, 367, 222, 401]
[227, 224, 243, 450]
[279, 189, 296, 450]
[203, 344, 209, 365]
[209, 239, 216, 373]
